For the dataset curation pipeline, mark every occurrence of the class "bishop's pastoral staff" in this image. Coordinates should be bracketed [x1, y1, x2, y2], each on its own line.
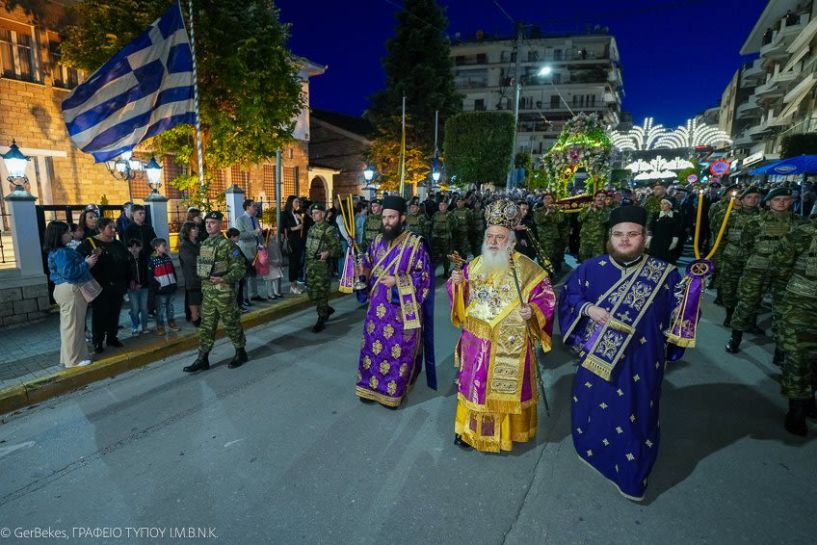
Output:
[558, 205, 690, 502]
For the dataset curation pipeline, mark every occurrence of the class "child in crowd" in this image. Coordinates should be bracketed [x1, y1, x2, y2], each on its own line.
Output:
[127, 239, 150, 335]
[66, 223, 84, 250]
[148, 238, 178, 335]
[227, 227, 249, 312]
[263, 228, 283, 299]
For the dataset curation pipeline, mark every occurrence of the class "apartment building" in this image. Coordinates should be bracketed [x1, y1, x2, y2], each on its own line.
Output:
[727, 0, 817, 162]
[450, 30, 623, 157]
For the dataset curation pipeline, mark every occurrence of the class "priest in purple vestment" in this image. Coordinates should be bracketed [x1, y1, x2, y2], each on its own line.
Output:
[559, 205, 687, 501]
[449, 200, 556, 452]
[353, 196, 436, 408]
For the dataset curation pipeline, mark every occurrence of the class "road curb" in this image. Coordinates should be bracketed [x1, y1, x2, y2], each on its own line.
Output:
[0, 289, 347, 417]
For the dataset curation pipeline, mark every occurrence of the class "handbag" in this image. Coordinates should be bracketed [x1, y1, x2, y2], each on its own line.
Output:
[78, 277, 103, 303]
[281, 235, 292, 257]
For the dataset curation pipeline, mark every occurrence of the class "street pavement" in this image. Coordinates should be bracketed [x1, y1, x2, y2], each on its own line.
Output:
[0, 269, 815, 545]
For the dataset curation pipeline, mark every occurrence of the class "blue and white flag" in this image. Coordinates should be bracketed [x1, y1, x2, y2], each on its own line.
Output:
[62, 1, 195, 163]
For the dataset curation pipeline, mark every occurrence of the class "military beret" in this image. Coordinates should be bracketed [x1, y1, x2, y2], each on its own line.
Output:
[371, 199, 382, 205]
[309, 203, 326, 212]
[739, 186, 762, 198]
[204, 211, 223, 221]
[765, 186, 792, 201]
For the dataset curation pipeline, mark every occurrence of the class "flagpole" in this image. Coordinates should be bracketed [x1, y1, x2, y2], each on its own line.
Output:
[187, 0, 205, 191]
[399, 95, 406, 197]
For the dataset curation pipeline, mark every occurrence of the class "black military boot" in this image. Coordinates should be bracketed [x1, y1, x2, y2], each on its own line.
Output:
[747, 323, 765, 336]
[723, 307, 734, 328]
[183, 351, 210, 373]
[454, 434, 472, 450]
[312, 316, 326, 333]
[228, 347, 248, 369]
[784, 399, 809, 437]
[725, 330, 743, 354]
[327, 306, 336, 318]
[773, 348, 784, 367]
[713, 290, 723, 306]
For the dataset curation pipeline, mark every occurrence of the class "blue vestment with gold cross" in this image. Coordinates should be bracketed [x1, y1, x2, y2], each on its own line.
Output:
[559, 254, 684, 500]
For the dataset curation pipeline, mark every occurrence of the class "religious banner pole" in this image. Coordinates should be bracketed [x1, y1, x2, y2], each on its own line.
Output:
[508, 251, 551, 416]
[186, 0, 205, 191]
[399, 95, 407, 198]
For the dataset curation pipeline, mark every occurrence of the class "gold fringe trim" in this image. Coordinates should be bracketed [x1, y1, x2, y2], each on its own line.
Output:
[355, 386, 403, 407]
[581, 354, 614, 381]
[338, 286, 354, 294]
[665, 333, 697, 348]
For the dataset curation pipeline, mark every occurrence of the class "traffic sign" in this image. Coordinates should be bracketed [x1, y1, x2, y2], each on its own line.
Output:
[709, 160, 730, 176]
[687, 174, 698, 183]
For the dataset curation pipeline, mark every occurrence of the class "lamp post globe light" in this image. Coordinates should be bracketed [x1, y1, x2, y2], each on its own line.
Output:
[362, 165, 378, 200]
[2, 139, 30, 192]
[105, 148, 149, 202]
[145, 157, 163, 193]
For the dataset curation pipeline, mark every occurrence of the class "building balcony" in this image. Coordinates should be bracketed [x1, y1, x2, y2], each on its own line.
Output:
[736, 98, 762, 119]
[754, 79, 786, 99]
[733, 133, 754, 147]
[741, 59, 765, 84]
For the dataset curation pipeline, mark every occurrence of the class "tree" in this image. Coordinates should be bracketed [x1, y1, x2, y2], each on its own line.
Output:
[444, 112, 514, 187]
[367, 116, 431, 192]
[367, 0, 461, 164]
[59, 0, 303, 207]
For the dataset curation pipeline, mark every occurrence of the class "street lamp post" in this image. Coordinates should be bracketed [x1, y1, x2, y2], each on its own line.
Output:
[145, 157, 163, 194]
[2, 139, 31, 192]
[362, 165, 378, 201]
[537, 65, 574, 116]
[105, 150, 144, 202]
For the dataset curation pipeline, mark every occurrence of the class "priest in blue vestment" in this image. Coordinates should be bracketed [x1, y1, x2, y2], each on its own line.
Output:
[559, 205, 686, 501]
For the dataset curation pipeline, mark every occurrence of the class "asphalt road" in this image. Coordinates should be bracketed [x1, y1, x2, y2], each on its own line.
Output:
[0, 273, 815, 545]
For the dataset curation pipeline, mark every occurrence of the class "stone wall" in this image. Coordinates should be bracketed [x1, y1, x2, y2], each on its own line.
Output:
[0, 273, 51, 327]
[309, 119, 368, 197]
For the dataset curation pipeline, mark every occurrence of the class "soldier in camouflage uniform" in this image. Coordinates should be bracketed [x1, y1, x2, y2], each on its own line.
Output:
[183, 211, 247, 373]
[643, 183, 667, 218]
[431, 200, 455, 277]
[577, 190, 610, 262]
[772, 216, 817, 435]
[718, 186, 761, 328]
[533, 192, 567, 272]
[362, 199, 383, 251]
[726, 187, 803, 361]
[470, 199, 486, 257]
[449, 196, 473, 259]
[305, 203, 342, 332]
[405, 198, 429, 239]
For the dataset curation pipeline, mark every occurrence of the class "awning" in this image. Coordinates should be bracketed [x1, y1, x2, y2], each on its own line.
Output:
[778, 74, 816, 119]
[749, 154, 817, 176]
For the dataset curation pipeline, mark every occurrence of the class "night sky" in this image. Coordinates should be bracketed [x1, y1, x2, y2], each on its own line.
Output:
[278, 0, 769, 129]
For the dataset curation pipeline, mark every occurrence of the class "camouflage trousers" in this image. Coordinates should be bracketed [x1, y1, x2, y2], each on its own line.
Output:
[431, 237, 452, 273]
[471, 231, 485, 257]
[717, 257, 745, 310]
[452, 233, 470, 259]
[578, 236, 606, 262]
[199, 283, 246, 353]
[777, 292, 817, 399]
[306, 259, 331, 318]
[731, 268, 787, 342]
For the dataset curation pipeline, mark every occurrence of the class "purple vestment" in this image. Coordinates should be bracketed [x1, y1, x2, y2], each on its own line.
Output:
[559, 254, 684, 500]
[355, 232, 434, 407]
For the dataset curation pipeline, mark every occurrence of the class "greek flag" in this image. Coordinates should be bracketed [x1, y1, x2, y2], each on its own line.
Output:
[61, 1, 195, 163]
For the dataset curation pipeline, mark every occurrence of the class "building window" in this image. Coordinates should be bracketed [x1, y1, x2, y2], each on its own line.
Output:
[553, 49, 562, 61]
[476, 53, 487, 64]
[207, 169, 227, 199]
[162, 157, 185, 199]
[263, 164, 276, 202]
[49, 39, 79, 89]
[474, 98, 485, 111]
[550, 95, 560, 109]
[0, 27, 38, 82]
[283, 166, 297, 198]
[527, 50, 539, 62]
[589, 95, 596, 107]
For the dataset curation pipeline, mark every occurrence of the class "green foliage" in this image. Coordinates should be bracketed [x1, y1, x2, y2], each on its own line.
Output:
[367, 0, 461, 157]
[610, 168, 631, 185]
[261, 206, 277, 230]
[781, 133, 817, 158]
[367, 116, 431, 192]
[515, 151, 533, 171]
[676, 166, 699, 185]
[527, 168, 550, 189]
[444, 112, 514, 186]
[60, 0, 303, 202]
[543, 113, 611, 198]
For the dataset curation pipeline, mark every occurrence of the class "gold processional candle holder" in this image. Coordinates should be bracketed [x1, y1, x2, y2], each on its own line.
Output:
[339, 194, 368, 291]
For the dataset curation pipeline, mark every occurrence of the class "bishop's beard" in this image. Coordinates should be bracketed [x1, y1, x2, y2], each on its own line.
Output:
[481, 242, 512, 275]
[383, 223, 403, 242]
